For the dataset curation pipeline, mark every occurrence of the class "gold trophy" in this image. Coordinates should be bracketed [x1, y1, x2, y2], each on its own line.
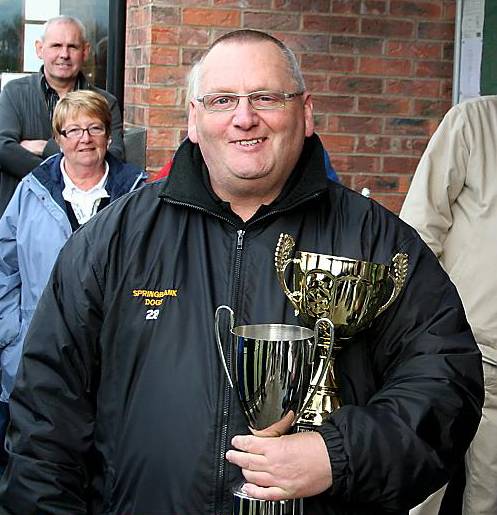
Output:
[274, 233, 408, 428]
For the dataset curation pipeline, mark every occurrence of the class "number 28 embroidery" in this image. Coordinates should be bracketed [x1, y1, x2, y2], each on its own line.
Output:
[145, 309, 160, 320]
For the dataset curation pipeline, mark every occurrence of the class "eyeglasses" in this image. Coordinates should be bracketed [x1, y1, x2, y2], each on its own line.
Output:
[196, 90, 304, 112]
[60, 125, 106, 139]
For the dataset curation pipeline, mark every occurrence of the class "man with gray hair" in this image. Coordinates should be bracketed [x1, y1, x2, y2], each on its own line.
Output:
[0, 15, 124, 215]
[0, 29, 483, 514]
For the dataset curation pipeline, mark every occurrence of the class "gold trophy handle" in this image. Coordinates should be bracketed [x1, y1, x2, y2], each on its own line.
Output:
[275, 233, 301, 314]
[376, 253, 409, 316]
[214, 305, 235, 389]
[293, 317, 335, 425]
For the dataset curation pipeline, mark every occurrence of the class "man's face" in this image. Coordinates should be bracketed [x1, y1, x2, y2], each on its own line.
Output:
[188, 41, 314, 205]
[36, 21, 89, 86]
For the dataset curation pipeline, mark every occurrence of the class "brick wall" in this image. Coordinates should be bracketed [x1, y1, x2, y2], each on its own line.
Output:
[124, 0, 456, 213]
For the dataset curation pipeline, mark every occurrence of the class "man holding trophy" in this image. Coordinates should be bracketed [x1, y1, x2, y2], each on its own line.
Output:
[0, 30, 483, 515]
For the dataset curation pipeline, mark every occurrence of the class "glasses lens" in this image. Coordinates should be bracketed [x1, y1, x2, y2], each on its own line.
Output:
[63, 128, 82, 139]
[203, 94, 238, 111]
[250, 92, 285, 109]
[88, 126, 106, 136]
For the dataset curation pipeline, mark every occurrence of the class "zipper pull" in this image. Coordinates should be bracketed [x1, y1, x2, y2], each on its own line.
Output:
[237, 229, 245, 250]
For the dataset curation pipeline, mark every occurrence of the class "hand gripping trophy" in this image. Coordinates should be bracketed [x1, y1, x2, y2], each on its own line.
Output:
[274, 233, 409, 429]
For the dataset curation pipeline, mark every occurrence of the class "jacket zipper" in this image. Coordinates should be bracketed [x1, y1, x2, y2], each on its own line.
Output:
[215, 228, 245, 513]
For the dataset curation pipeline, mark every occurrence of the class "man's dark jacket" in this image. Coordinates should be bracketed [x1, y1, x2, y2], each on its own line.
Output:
[0, 135, 483, 514]
[0, 71, 125, 215]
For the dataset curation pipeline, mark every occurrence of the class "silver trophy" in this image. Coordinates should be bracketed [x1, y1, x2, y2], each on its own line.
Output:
[215, 305, 334, 515]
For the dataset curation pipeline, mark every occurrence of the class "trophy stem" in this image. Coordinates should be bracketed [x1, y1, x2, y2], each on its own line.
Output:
[296, 329, 342, 429]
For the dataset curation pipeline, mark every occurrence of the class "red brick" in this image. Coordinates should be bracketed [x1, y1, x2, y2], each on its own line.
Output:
[415, 60, 453, 79]
[313, 114, 328, 131]
[361, 18, 414, 38]
[273, 0, 331, 12]
[417, 21, 454, 40]
[443, 42, 454, 60]
[243, 12, 300, 31]
[150, 5, 180, 25]
[146, 127, 178, 148]
[331, 0, 360, 14]
[413, 99, 451, 117]
[337, 173, 353, 188]
[384, 117, 436, 136]
[361, 1, 387, 15]
[383, 156, 420, 174]
[330, 35, 383, 55]
[303, 73, 329, 92]
[390, 1, 442, 18]
[312, 94, 355, 113]
[124, 105, 146, 126]
[301, 54, 356, 73]
[148, 108, 187, 127]
[385, 78, 442, 97]
[148, 66, 188, 86]
[183, 8, 240, 27]
[356, 135, 391, 153]
[151, 27, 180, 45]
[150, 47, 180, 66]
[329, 76, 383, 94]
[146, 148, 173, 169]
[214, 0, 270, 6]
[358, 97, 410, 115]
[331, 155, 381, 173]
[179, 27, 210, 46]
[328, 115, 383, 134]
[303, 15, 359, 33]
[319, 134, 356, 152]
[354, 174, 400, 193]
[147, 88, 178, 106]
[359, 57, 412, 76]
[275, 32, 330, 52]
[386, 40, 442, 59]
[181, 47, 205, 66]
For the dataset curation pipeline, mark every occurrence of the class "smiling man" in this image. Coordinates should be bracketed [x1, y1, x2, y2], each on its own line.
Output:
[0, 15, 124, 216]
[0, 30, 483, 515]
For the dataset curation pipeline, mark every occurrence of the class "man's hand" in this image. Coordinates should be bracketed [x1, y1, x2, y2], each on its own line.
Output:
[20, 140, 47, 156]
[226, 431, 332, 501]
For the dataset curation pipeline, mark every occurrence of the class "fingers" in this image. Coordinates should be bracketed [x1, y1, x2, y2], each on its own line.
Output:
[226, 448, 267, 472]
[250, 411, 295, 437]
[241, 483, 289, 501]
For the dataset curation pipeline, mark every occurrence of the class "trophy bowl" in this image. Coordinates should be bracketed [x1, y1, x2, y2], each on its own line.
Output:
[275, 233, 409, 338]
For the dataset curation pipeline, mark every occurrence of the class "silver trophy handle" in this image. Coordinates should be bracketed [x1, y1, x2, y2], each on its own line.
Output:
[275, 233, 301, 314]
[214, 305, 235, 389]
[294, 317, 335, 424]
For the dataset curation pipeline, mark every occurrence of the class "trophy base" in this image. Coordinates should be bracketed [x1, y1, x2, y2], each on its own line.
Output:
[233, 485, 303, 515]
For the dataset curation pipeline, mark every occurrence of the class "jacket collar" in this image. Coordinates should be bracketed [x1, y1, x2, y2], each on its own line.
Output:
[32, 153, 144, 212]
[159, 133, 329, 224]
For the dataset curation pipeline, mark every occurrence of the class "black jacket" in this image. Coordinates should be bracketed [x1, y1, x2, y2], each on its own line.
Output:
[0, 135, 483, 514]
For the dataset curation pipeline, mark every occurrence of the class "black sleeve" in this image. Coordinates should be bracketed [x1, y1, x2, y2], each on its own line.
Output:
[0, 230, 103, 514]
[316, 236, 483, 512]
[0, 85, 43, 179]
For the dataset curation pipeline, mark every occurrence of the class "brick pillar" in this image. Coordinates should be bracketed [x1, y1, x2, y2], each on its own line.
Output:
[124, 0, 456, 213]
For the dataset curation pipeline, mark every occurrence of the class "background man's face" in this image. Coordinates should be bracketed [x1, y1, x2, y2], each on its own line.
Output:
[36, 21, 89, 86]
[188, 40, 314, 204]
